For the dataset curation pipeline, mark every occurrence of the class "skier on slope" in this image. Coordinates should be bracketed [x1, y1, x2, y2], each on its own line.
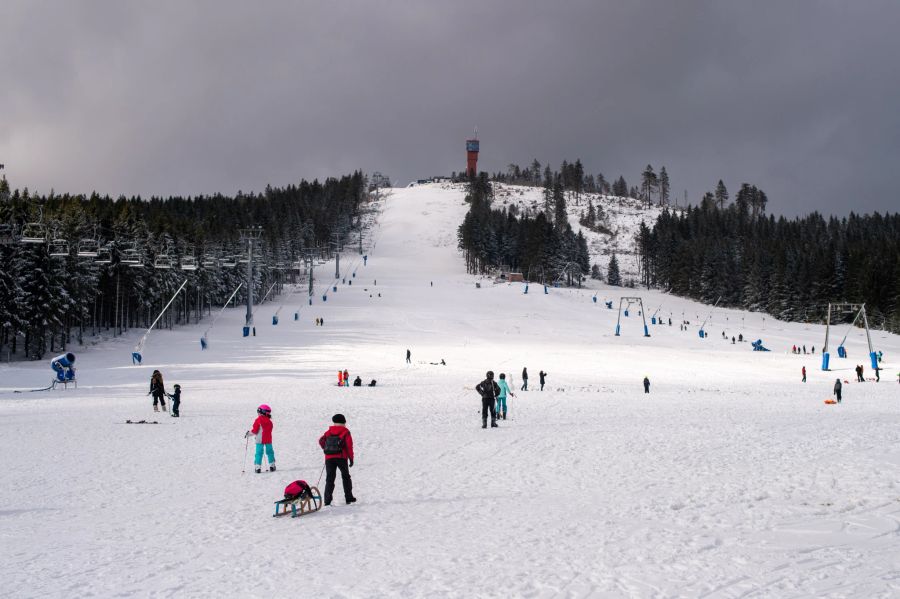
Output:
[245, 404, 276, 473]
[495, 373, 515, 420]
[539, 370, 547, 391]
[833, 379, 842, 403]
[148, 370, 167, 412]
[475, 371, 500, 429]
[521, 367, 528, 391]
[801, 367, 806, 383]
[318, 413, 356, 506]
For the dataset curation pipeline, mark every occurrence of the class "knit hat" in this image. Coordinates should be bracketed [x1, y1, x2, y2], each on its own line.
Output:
[332, 413, 346, 424]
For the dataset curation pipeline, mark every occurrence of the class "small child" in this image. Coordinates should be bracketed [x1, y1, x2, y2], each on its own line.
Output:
[167, 384, 182, 417]
[246, 404, 275, 473]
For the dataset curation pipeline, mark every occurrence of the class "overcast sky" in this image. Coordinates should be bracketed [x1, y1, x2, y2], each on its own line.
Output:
[2, 1, 898, 216]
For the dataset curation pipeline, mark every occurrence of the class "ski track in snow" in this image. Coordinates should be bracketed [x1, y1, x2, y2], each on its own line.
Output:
[1, 183, 899, 598]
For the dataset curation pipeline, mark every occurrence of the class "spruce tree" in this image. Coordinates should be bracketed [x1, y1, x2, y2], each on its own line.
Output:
[607, 253, 621, 286]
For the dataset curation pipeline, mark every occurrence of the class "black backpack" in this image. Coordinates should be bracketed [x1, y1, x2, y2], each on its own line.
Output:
[323, 434, 344, 455]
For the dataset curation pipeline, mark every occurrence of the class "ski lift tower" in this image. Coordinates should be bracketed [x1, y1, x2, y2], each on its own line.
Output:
[466, 128, 480, 177]
[240, 227, 263, 326]
[822, 302, 877, 371]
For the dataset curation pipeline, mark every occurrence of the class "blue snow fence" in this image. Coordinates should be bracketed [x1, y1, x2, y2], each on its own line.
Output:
[243, 326, 250, 337]
[869, 351, 878, 370]
[272, 315, 279, 325]
[131, 352, 142, 365]
[837, 345, 846, 358]
[821, 352, 830, 370]
[615, 324, 621, 336]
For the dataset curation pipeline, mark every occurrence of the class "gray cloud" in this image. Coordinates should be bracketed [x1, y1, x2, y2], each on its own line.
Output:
[1, 0, 898, 216]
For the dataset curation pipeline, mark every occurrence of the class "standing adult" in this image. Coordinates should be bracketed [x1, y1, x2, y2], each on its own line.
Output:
[149, 370, 166, 412]
[834, 378, 842, 403]
[539, 370, 547, 391]
[643, 376, 650, 394]
[318, 413, 356, 506]
[521, 367, 528, 391]
[801, 366, 807, 383]
[475, 371, 500, 429]
[406, 349, 411, 364]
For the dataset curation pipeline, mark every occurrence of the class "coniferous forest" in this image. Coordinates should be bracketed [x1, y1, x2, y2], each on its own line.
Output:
[635, 184, 900, 333]
[0, 172, 366, 359]
[457, 173, 590, 284]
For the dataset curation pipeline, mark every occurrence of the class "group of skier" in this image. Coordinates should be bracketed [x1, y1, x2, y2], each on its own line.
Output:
[243, 406, 356, 506]
[147, 370, 181, 417]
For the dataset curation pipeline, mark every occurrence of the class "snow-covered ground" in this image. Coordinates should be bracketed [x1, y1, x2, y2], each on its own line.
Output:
[1, 183, 898, 598]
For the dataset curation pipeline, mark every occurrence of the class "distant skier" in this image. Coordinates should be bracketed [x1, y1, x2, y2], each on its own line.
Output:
[343, 369, 349, 387]
[475, 371, 500, 429]
[495, 373, 515, 420]
[406, 349, 411, 364]
[833, 379, 842, 403]
[338, 370, 344, 387]
[246, 404, 275, 473]
[148, 370, 166, 412]
[318, 413, 356, 506]
[643, 376, 650, 394]
[521, 367, 528, 391]
[167, 384, 181, 417]
[801, 366, 806, 383]
[539, 370, 547, 391]
[353, 376, 362, 386]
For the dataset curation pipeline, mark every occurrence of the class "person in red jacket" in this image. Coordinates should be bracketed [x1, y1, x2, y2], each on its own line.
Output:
[318, 413, 356, 506]
[245, 404, 275, 474]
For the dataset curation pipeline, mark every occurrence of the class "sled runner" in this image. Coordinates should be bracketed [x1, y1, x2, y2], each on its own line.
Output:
[273, 486, 322, 518]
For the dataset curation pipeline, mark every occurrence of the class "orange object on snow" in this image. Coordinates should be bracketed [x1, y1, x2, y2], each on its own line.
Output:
[824, 399, 837, 404]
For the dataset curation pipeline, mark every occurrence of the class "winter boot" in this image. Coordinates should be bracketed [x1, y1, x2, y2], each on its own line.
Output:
[154, 405, 160, 412]
[269, 464, 276, 472]
[482, 418, 487, 429]
[161, 404, 167, 412]
[491, 419, 498, 428]
[346, 497, 357, 504]
[255, 466, 261, 474]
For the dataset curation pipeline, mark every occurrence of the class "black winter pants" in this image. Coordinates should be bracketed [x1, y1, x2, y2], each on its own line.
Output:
[152, 391, 166, 407]
[324, 458, 353, 504]
[481, 396, 496, 422]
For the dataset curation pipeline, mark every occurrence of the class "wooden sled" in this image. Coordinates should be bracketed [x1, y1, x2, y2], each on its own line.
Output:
[273, 486, 322, 518]
[824, 399, 837, 405]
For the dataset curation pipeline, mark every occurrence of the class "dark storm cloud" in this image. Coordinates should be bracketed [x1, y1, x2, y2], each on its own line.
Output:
[2, 0, 898, 216]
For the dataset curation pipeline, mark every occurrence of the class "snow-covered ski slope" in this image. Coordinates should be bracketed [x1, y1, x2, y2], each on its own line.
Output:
[1, 183, 899, 598]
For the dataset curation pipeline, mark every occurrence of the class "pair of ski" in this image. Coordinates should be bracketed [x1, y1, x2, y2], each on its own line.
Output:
[273, 486, 323, 518]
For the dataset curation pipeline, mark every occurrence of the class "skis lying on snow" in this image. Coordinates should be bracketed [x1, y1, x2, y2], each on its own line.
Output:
[273, 486, 323, 518]
[120, 419, 173, 424]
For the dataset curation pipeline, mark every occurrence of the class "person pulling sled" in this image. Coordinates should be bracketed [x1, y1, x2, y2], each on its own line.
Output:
[318, 414, 356, 506]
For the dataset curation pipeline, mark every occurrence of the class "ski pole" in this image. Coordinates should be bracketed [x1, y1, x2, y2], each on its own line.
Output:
[241, 435, 250, 475]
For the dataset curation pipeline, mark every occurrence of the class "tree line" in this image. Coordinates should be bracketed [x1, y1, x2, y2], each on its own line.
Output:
[636, 182, 900, 332]
[457, 172, 590, 284]
[0, 172, 366, 359]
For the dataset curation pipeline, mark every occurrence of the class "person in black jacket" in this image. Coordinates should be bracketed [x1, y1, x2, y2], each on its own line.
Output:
[475, 371, 501, 429]
[539, 370, 547, 391]
[521, 367, 528, 391]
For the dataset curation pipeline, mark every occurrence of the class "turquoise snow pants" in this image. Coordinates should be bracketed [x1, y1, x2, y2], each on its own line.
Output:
[254, 443, 275, 466]
[496, 396, 507, 415]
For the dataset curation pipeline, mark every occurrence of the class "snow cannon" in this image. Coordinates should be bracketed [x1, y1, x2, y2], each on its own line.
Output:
[243, 326, 250, 337]
[50, 352, 76, 382]
[132, 352, 142, 365]
[333, 285, 337, 292]
[544, 285, 548, 294]
[698, 329, 705, 338]
[200, 336, 208, 350]
[651, 316, 657, 325]
[869, 351, 878, 370]
[605, 301, 613, 309]
[294, 312, 299, 321]
[272, 315, 279, 325]
[592, 295, 597, 303]
[821, 352, 830, 371]
[837, 345, 846, 358]
[751, 339, 770, 352]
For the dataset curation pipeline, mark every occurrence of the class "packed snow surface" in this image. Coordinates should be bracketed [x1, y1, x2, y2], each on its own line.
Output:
[1, 183, 899, 598]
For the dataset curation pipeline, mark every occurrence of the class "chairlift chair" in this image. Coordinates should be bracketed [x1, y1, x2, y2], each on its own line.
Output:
[222, 255, 237, 267]
[20, 223, 46, 244]
[154, 253, 173, 269]
[76, 238, 100, 258]
[121, 248, 143, 267]
[202, 254, 218, 268]
[94, 246, 112, 264]
[49, 238, 70, 257]
[181, 255, 198, 271]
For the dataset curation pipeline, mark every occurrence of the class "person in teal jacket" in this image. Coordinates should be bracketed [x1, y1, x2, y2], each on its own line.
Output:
[496, 373, 515, 420]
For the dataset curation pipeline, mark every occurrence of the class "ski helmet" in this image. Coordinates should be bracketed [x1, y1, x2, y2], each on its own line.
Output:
[332, 413, 346, 424]
[486, 370, 494, 379]
[257, 404, 272, 415]
[66, 352, 75, 363]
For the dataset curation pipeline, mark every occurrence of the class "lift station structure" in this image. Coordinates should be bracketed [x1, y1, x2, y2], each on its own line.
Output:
[466, 128, 479, 177]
